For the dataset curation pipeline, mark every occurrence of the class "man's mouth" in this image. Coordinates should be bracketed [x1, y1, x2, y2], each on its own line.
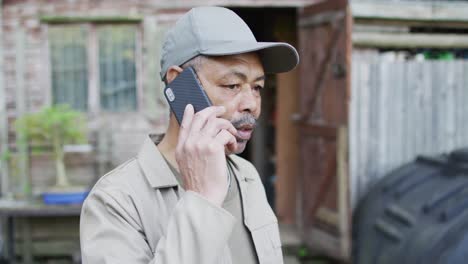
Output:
[236, 124, 254, 141]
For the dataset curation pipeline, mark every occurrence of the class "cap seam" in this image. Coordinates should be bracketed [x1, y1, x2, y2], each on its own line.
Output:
[189, 9, 203, 53]
[200, 42, 298, 73]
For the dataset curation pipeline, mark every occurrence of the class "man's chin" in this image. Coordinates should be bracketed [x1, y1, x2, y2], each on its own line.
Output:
[226, 141, 247, 155]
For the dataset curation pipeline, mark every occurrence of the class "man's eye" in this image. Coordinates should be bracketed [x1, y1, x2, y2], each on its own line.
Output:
[254, 85, 264, 91]
[223, 84, 239, 90]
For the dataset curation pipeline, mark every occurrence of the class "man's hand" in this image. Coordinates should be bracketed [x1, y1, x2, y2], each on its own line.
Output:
[175, 104, 238, 206]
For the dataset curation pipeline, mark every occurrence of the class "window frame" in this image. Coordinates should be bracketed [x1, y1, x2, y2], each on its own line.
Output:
[44, 22, 143, 114]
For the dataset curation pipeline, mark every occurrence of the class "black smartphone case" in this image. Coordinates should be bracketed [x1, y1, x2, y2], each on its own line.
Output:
[163, 67, 212, 124]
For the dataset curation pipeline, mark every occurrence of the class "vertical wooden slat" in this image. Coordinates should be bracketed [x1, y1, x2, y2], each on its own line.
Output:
[367, 62, 376, 185]
[15, 28, 30, 198]
[446, 61, 456, 151]
[453, 61, 461, 147]
[356, 61, 369, 205]
[377, 61, 388, 181]
[337, 126, 350, 258]
[461, 62, 468, 146]
[401, 61, 410, 162]
[407, 62, 415, 158]
[433, 61, 441, 152]
[421, 62, 431, 154]
[433, 61, 442, 153]
[389, 61, 398, 165]
[349, 60, 358, 208]
[359, 61, 370, 197]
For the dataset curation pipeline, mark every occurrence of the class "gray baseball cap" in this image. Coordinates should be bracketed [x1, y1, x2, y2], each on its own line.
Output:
[160, 6, 299, 81]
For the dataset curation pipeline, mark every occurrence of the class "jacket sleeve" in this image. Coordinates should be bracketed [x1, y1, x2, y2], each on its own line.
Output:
[80, 189, 236, 264]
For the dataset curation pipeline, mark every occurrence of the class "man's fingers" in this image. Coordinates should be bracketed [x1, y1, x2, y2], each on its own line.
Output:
[178, 104, 194, 145]
[203, 118, 237, 138]
[215, 129, 238, 150]
[190, 106, 225, 134]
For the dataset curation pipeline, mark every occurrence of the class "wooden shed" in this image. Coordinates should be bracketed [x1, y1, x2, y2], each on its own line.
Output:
[0, 0, 352, 262]
[3, 0, 468, 262]
[350, 0, 468, 208]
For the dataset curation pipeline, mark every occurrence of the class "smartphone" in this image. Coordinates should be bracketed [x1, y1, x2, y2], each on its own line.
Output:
[164, 67, 212, 124]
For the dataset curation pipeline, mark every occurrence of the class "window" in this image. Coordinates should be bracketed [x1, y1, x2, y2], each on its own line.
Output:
[49, 25, 88, 111]
[98, 26, 137, 111]
[49, 24, 138, 112]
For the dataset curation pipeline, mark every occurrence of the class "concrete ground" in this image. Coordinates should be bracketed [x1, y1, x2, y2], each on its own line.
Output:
[284, 255, 301, 264]
[280, 224, 335, 264]
[281, 224, 302, 264]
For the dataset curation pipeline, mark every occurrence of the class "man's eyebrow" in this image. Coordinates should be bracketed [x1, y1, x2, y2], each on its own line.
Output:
[220, 71, 265, 82]
[255, 75, 266, 82]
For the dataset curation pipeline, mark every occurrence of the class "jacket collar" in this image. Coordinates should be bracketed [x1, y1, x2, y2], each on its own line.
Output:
[137, 135, 179, 189]
[228, 156, 256, 182]
[137, 134, 256, 189]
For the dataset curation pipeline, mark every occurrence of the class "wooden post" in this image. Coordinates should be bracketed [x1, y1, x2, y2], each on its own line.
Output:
[274, 13, 299, 225]
[276, 67, 299, 224]
[15, 28, 30, 198]
[0, 2, 14, 260]
[0, 0, 10, 198]
[251, 90, 267, 182]
[337, 125, 350, 259]
[20, 218, 33, 263]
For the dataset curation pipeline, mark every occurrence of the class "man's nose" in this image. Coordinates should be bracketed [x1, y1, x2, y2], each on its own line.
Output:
[238, 86, 259, 113]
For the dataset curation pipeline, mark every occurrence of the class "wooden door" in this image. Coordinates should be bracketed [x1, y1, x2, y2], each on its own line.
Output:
[296, 0, 351, 261]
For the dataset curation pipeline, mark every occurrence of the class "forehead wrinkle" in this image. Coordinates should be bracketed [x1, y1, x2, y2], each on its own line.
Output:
[219, 71, 247, 82]
[218, 70, 265, 84]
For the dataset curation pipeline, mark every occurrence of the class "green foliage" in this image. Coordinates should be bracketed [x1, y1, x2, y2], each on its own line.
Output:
[298, 246, 309, 258]
[15, 105, 87, 151]
[0, 150, 11, 162]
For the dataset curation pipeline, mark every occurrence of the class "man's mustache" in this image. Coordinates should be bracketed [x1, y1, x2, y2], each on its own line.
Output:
[231, 114, 257, 130]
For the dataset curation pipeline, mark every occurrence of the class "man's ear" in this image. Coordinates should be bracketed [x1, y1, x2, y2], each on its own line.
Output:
[166, 66, 183, 84]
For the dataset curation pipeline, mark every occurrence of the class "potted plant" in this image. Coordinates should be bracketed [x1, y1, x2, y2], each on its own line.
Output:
[15, 104, 88, 204]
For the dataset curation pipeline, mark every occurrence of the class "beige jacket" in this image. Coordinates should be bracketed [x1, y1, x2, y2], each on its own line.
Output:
[80, 136, 283, 264]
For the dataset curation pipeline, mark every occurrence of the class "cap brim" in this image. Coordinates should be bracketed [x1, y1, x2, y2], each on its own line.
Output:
[200, 42, 299, 74]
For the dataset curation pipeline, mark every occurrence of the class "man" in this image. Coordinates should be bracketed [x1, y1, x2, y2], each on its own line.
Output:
[80, 6, 299, 264]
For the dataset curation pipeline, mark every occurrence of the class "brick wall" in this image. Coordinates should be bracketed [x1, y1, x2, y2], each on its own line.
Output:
[2, 0, 181, 176]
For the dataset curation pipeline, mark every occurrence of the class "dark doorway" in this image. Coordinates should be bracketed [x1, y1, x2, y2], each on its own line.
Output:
[229, 7, 297, 210]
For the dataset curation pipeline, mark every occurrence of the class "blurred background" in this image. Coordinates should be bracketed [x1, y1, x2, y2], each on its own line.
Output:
[0, 0, 468, 263]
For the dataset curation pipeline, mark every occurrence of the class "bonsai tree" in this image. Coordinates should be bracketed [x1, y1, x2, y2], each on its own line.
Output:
[15, 105, 87, 188]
